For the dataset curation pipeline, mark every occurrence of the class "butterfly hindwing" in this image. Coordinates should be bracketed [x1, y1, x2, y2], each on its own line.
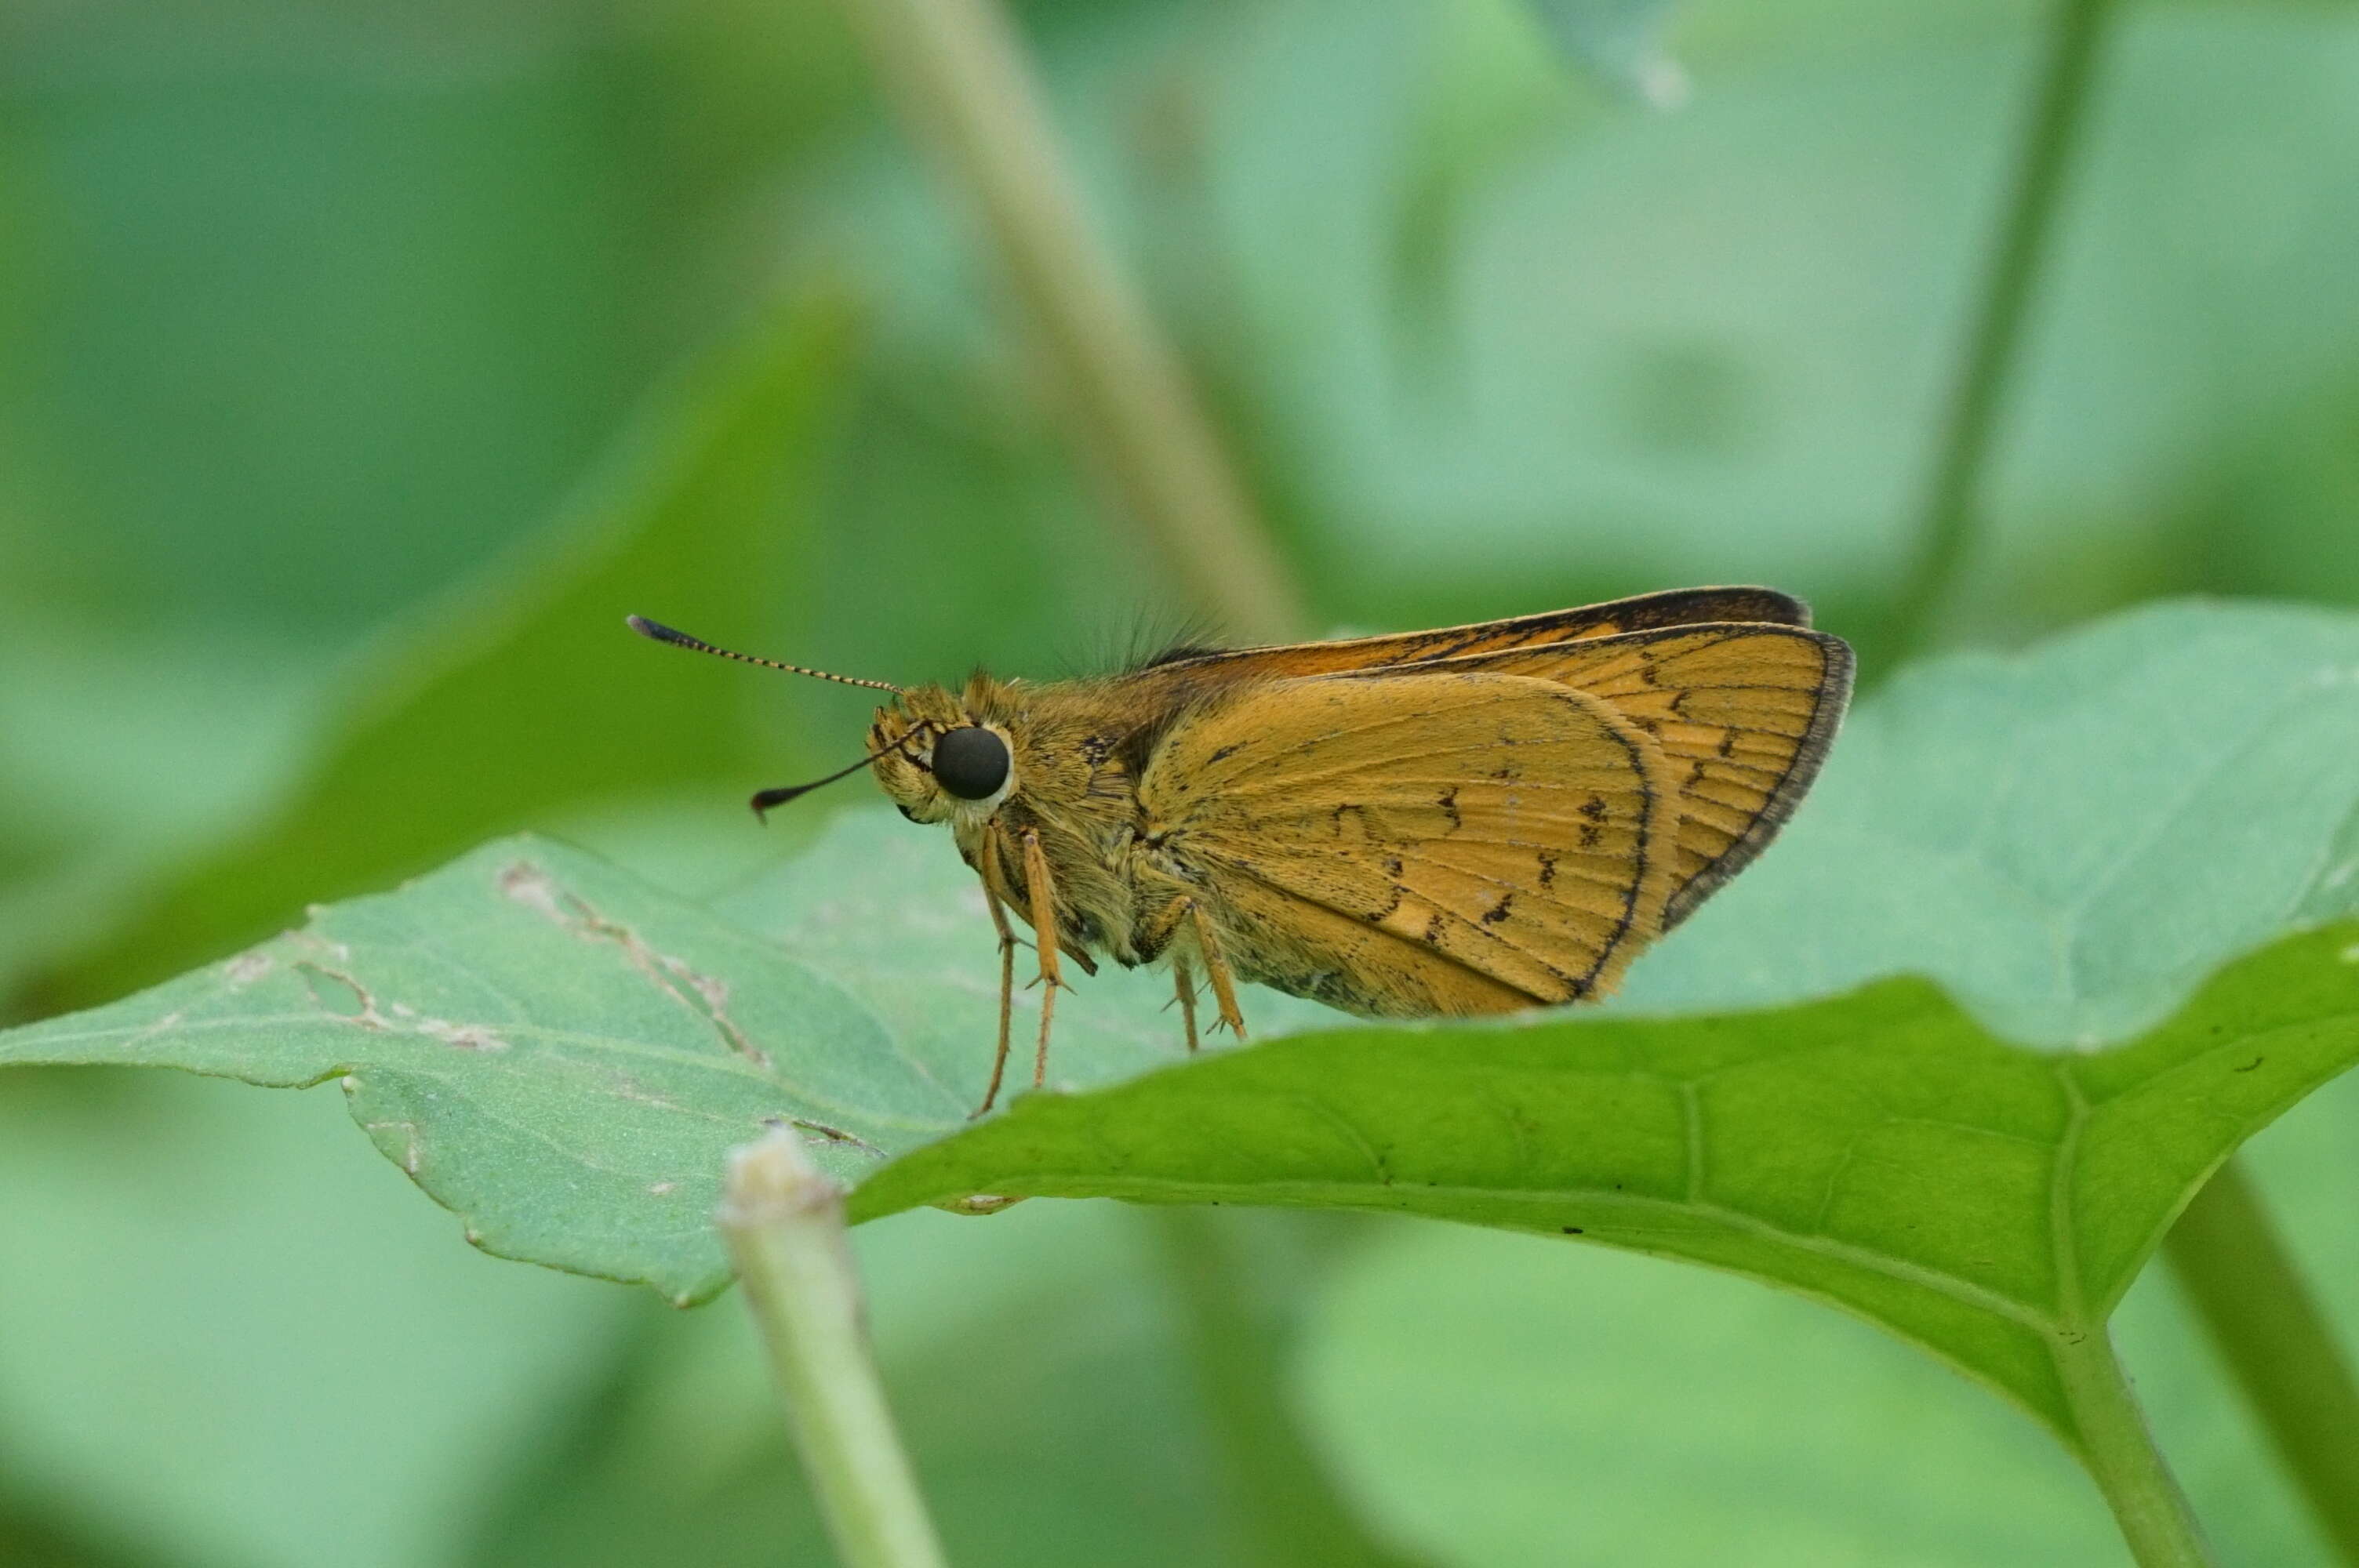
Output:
[1390, 623, 1853, 926]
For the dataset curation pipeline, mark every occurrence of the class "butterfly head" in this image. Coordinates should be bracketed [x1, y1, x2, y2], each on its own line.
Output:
[623, 617, 1031, 825]
[867, 681, 1018, 826]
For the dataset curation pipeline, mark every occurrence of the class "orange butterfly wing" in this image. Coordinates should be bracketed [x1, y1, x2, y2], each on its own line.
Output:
[1137, 671, 1681, 1015]
[1396, 624, 1852, 927]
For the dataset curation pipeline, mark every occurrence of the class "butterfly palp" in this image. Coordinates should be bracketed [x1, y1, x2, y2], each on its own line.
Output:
[750, 724, 939, 821]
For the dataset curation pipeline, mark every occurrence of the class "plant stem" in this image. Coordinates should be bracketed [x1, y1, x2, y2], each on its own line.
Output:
[833, 0, 1310, 644]
[2163, 1158, 2359, 1565]
[1883, 0, 2116, 666]
[718, 1129, 948, 1568]
[2051, 1325, 2215, 1568]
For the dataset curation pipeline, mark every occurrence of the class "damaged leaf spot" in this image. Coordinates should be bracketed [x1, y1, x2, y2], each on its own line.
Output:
[500, 859, 772, 1069]
[612, 1075, 684, 1112]
[496, 860, 569, 922]
[297, 963, 388, 1029]
[939, 1192, 1023, 1216]
[224, 951, 274, 986]
[287, 930, 352, 964]
[419, 1018, 511, 1052]
[297, 961, 506, 1051]
[764, 1114, 887, 1160]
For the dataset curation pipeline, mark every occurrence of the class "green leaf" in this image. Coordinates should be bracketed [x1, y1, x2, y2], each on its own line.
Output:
[41, 289, 855, 1011]
[851, 923, 2359, 1449]
[3, 601, 2357, 1456]
[1296, 1072, 2359, 1568]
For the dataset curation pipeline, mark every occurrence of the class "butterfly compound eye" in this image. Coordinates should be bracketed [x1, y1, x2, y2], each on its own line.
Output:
[932, 726, 1011, 801]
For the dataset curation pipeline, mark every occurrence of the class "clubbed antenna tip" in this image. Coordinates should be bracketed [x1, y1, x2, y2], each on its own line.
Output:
[627, 614, 693, 646]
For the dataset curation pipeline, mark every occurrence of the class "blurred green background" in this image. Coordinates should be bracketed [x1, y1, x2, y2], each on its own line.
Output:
[2, 0, 2356, 1563]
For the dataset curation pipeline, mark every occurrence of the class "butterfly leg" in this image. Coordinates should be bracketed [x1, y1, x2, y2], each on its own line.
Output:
[1187, 901, 1248, 1040]
[973, 880, 1020, 1116]
[1140, 894, 1247, 1044]
[1016, 826, 1067, 1089]
[1172, 955, 1201, 1053]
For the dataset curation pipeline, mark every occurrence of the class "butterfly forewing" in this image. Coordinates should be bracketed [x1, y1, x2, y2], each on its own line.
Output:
[1140, 672, 1681, 1014]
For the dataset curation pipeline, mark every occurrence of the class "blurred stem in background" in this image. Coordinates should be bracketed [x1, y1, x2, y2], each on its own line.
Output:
[1879, 0, 2359, 1556]
[829, 0, 1310, 645]
[2164, 1162, 2359, 1565]
[1881, 0, 2114, 671]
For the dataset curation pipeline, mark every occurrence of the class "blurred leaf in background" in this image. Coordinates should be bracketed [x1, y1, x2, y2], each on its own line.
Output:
[43, 288, 853, 1011]
[0, 1066, 628, 1568]
[1524, 0, 1689, 105]
[1, 0, 2356, 1564]
[787, 0, 2359, 645]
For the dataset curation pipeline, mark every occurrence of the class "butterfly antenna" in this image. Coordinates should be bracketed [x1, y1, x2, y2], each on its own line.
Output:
[626, 615, 904, 694]
[750, 724, 935, 821]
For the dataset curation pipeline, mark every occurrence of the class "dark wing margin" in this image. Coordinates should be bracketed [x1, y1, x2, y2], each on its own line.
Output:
[1139, 586, 1815, 681]
[1656, 629, 1852, 927]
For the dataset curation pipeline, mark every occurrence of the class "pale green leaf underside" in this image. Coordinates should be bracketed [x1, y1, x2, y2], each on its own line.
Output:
[0, 841, 906, 1302]
[0, 829, 1337, 1303]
